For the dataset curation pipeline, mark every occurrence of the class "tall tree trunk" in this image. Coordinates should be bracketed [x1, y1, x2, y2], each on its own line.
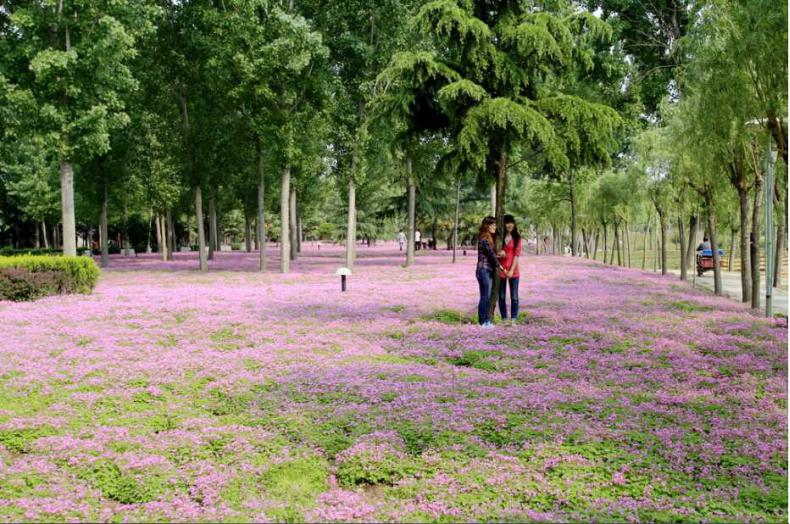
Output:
[289, 185, 297, 261]
[614, 223, 622, 266]
[59, 160, 76, 256]
[42, 219, 49, 249]
[659, 213, 667, 275]
[208, 195, 217, 260]
[651, 219, 658, 272]
[728, 227, 736, 272]
[767, 113, 788, 166]
[406, 152, 415, 267]
[552, 222, 558, 255]
[99, 158, 109, 267]
[490, 182, 496, 216]
[195, 186, 207, 272]
[738, 189, 752, 301]
[773, 185, 784, 287]
[642, 222, 648, 270]
[707, 202, 723, 295]
[569, 170, 578, 256]
[678, 215, 687, 280]
[156, 212, 167, 261]
[452, 178, 460, 263]
[751, 171, 764, 308]
[146, 211, 152, 254]
[602, 223, 608, 264]
[122, 204, 130, 255]
[610, 226, 617, 265]
[178, 93, 203, 270]
[346, 177, 357, 269]
[625, 220, 631, 267]
[166, 208, 175, 260]
[297, 210, 302, 254]
[488, 150, 507, 320]
[245, 214, 252, 253]
[156, 213, 164, 260]
[35, 221, 41, 249]
[280, 164, 290, 273]
[581, 228, 589, 258]
[593, 229, 599, 260]
[685, 215, 698, 274]
[256, 136, 266, 271]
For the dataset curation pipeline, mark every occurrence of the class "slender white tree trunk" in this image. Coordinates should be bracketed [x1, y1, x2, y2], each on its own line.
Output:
[245, 214, 252, 253]
[346, 178, 356, 269]
[195, 185, 207, 272]
[59, 160, 76, 256]
[280, 164, 290, 273]
[99, 159, 109, 267]
[256, 138, 266, 271]
[452, 179, 460, 263]
[406, 153, 415, 267]
[289, 185, 297, 261]
[208, 196, 217, 260]
[490, 182, 496, 216]
[42, 219, 49, 249]
[159, 213, 168, 261]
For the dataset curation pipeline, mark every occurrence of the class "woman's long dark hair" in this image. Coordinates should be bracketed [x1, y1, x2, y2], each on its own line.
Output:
[503, 214, 520, 246]
[478, 216, 496, 245]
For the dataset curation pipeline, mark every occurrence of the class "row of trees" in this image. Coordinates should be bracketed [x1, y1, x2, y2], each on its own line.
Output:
[0, 0, 786, 311]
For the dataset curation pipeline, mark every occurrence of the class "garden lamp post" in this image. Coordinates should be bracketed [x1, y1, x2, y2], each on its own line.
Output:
[336, 267, 351, 292]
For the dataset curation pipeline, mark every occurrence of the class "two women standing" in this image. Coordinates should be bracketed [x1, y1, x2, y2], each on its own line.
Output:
[476, 215, 522, 327]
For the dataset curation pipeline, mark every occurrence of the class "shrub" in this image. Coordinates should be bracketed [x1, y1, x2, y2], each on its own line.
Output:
[0, 269, 61, 301]
[0, 255, 99, 301]
[0, 247, 91, 256]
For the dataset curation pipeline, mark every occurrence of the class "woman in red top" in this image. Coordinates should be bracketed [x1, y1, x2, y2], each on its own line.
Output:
[497, 214, 522, 325]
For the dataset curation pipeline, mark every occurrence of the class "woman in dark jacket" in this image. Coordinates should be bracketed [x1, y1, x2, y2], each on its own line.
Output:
[477, 216, 504, 327]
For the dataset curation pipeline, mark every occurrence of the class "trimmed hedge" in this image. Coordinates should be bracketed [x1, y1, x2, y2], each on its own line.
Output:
[0, 247, 91, 257]
[0, 256, 100, 301]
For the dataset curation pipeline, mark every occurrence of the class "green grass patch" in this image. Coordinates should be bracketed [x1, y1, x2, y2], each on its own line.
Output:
[447, 350, 503, 371]
[474, 414, 548, 447]
[78, 459, 165, 504]
[667, 299, 711, 312]
[421, 309, 471, 324]
[0, 426, 56, 453]
[0, 472, 49, 499]
[261, 455, 329, 521]
[210, 325, 247, 351]
[383, 305, 406, 313]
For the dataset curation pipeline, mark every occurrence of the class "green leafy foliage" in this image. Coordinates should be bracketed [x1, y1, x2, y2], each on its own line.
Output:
[0, 255, 99, 300]
[78, 459, 161, 504]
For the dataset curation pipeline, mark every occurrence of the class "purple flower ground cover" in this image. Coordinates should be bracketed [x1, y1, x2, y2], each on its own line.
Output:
[0, 244, 786, 522]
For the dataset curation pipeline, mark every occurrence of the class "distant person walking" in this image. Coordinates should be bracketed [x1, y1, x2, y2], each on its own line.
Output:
[415, 230, 421, 251]
[497, 214, 522, 325]
[476, 216, 504, 328]
[397, 230, 406, 251]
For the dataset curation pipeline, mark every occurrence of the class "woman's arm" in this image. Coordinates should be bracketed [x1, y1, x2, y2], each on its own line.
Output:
[509, 238, 522, 276]
[509, 255, 519, 277]
[481, 239, 501, 269]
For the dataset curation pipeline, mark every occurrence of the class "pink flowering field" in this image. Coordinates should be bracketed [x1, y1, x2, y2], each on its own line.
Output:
[0, 244, 786, 522]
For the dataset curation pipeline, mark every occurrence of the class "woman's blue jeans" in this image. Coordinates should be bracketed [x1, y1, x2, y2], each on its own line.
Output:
[476, 267, 493, 325]
[498, 276, 520, 320]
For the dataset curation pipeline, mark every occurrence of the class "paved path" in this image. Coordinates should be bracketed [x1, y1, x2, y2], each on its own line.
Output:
[670, 269, 788, 315]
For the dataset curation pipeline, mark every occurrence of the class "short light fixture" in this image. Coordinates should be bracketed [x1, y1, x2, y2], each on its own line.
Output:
[335, 267, 352, 292]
